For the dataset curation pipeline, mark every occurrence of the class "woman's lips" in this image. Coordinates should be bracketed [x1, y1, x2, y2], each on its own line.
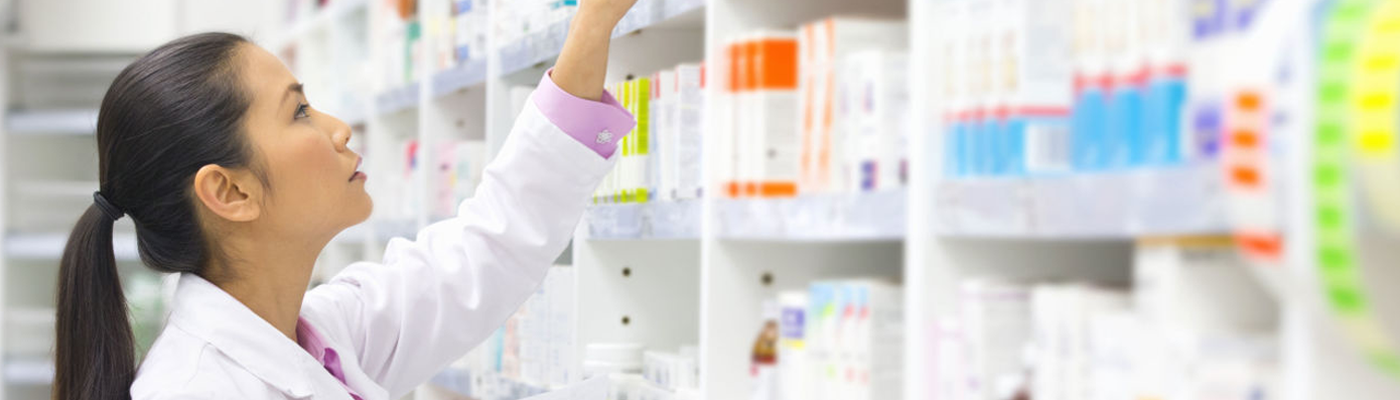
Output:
[349, 157, 366, 181]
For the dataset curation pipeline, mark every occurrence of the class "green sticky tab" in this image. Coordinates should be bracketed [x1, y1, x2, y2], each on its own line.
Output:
[1317, 204, 1346, 228]
[1317, 121, 1347, 146]
[1319, 244, 1352, 271]
[636, 188, 650, 204]
[636, 78, 651, 155]
[1332, 2, 1370, 23]
[1319, 81, 1349, 103]
[1328, 286, 1367, 313]
[1324, 42, 1355, 62]
[1315, 163, 1345, 187]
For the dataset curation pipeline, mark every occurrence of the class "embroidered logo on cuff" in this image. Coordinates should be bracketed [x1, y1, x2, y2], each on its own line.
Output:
[596, 129, 614, 144]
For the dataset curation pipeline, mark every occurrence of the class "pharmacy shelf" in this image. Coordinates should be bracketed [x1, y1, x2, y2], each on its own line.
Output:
[339, 102, 370, 128]
[495, 0, 707, 79]
[265, 0, 1400, 398]
[4, 109, 99, 136]
[428, 367, 552, 400]
[496, 20, 573, 79]
[712, 190, 907, 241]
[373, 83, 421, 116]
[584, 199, 702, 240]
[370, 0, 708, 117]
[4, 232, 139, 262]
[427, 367, 476, 398]
[430, 59, 489, 97]
[2, 358, 54, 386]
[614, 0, 707, 38]
[267, 0, 369, 51]
[931, 162, 1228, 239]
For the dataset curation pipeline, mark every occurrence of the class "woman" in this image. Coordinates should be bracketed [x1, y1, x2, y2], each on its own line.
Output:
[55, 1, 640, 399]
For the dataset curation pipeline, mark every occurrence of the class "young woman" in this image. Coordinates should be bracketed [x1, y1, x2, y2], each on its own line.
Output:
[55, 1, 639, 399]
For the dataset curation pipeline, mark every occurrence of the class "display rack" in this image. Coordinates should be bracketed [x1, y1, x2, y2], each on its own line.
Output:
[933, 162, 1227, 238]
[0, 47, 160, 400]
[4, 109, 100, 136]
[266, 0, 1400, 399]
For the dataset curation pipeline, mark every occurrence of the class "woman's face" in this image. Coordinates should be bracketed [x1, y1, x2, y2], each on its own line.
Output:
[236, 44, 372, 238]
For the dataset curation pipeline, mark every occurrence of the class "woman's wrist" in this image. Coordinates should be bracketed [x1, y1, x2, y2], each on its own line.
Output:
[575, 3, 627, 29]
[552, 10, 619, 100]
[569, 10, 617, 43]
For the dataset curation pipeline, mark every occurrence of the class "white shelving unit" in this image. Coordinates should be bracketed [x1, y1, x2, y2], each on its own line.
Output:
[276, 0, 1400, 399]
[3, 109, 100, 136]
[0, 2, 200, 396]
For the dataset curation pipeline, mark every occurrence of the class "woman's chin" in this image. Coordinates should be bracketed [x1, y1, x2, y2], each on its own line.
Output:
[354, 197, 374, 224]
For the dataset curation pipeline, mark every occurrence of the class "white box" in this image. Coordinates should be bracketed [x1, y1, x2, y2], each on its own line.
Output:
[839, 50, 910, 192]
[798, 18, 908, 193]
[674, 64, 706, 200]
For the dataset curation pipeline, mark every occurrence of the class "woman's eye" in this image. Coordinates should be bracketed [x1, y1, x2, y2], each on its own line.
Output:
[295, 103, 311, 120]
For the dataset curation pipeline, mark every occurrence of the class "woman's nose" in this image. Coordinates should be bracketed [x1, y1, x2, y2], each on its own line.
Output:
[328, 115, 353, 151]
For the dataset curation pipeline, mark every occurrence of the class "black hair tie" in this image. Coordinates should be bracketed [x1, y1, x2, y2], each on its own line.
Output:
[93, 192, 125, 221]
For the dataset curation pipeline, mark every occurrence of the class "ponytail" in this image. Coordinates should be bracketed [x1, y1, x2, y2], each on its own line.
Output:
[55, 202, 135, 400]
[53, 31, 253, 399]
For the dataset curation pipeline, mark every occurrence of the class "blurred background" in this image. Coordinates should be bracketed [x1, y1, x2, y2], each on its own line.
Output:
[1, 0, 1399, 400]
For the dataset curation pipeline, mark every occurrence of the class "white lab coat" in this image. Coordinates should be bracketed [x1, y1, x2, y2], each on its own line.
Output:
[129, 94, 617, 399]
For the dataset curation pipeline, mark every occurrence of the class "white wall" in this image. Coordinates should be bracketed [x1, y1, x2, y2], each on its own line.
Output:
[175, 0, 280, 41]
[18, 0, 177, 52]
[16, 0, 279, 53]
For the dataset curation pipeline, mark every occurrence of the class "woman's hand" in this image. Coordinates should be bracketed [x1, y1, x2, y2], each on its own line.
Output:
[551, 0, 641, 101]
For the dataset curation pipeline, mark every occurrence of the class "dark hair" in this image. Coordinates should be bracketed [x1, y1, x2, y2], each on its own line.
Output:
[56, 32, 255, 400]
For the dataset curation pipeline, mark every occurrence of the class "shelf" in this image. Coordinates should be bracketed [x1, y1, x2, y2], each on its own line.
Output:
[373, 83, 421, 116]
[5, 109, 100, 136]
[496, 19, 573, 79]
[494, 0, 707, 79]
[430, 59, 489, 97]
[266, 0, 369, 50]
[429, 367, 552, 400]
[584, 199, 701, 240]
[339, 104, 369, 128]
[714, 189, 907, 241]
[3, 358, 54, 386]
[368, 0, 707, 113]
[4, 232, 140, 262]
[630, 0, 705, 33]
[932, 162, 1228, 239]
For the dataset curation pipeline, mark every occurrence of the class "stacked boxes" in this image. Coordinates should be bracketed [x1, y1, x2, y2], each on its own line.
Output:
[778, 280, 904, 400]
[926, 238, 1281, 400]
[595, 64, 706, 205]
[454, 266, 577, 395]
[715, 18, 912, 199]
[798, 18, 909, 193]
[651, 64, 706, 201]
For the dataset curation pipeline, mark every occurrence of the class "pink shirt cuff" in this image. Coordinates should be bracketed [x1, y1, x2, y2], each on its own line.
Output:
[531, 68, 636, 159]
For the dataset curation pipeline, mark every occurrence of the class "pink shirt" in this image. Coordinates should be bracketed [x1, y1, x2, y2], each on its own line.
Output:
[532, 68, 637, 158]
[295, 71, 633, 399]
[297, 317, 363, 400]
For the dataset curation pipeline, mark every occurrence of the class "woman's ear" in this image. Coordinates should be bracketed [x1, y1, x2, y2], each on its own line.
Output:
[192, 164, 261, 222]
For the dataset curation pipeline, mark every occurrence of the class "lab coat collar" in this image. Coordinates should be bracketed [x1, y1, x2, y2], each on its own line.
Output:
[168, 273, 317, 398]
